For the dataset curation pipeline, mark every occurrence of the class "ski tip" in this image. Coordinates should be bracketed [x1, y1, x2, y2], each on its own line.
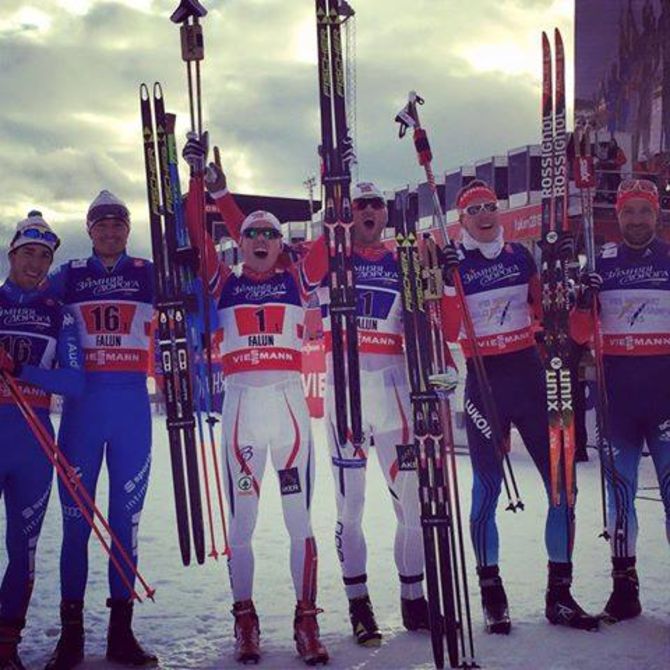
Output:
[153, 81, 164, 99]
[165, 113, 176, 133]
[139, 82, 150, 99]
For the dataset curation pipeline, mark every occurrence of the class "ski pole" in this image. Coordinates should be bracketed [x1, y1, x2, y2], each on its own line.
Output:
[171, 1, 230, 558]
[165, 111, 220, 560]
[396, 91, 523, 512]
[574, 121, 627, 556]
[0, 371, 155, 602]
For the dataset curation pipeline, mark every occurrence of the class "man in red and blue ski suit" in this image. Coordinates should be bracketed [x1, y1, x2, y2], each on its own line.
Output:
[571, 178, 670, 623]
[441, 180, 598, 633]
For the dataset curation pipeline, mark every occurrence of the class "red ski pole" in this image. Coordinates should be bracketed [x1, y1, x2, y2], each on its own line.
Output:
[0, 371, 156, 602]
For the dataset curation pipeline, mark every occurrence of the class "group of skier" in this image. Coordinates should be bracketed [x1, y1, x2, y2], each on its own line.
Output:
[0, 153, 668, 670]
[0, 195, 158, 670]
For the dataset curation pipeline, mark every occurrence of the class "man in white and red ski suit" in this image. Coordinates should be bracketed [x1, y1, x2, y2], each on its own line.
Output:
[183, 140, 329, 666]
[318, 182, 458, 646]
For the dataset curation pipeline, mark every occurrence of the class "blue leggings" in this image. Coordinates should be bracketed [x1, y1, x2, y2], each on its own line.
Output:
[464, 348, 575, 567]
[0, 408, 53, 620]
[57, 383, 151, 600]
[604, 355, 670, 556]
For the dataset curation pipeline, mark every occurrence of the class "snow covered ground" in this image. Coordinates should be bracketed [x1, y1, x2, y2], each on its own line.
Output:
[3, 417, 668, 670]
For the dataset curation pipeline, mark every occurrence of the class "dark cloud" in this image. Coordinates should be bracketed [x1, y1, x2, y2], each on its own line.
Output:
[0, 0, 571, 262]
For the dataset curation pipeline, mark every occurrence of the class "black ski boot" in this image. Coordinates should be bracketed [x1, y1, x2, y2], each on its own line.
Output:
[348, 595, 382, 647]
[545, 562, 599, 631]
[401, 597, 430, 631]
[0, 618, 25, 670]
[106, 599, 158, 666]
[477, 565, 511, 634]
[601, 557, 642, 623]
[574, 446, 589, 463]
[44, 601, 84, 670]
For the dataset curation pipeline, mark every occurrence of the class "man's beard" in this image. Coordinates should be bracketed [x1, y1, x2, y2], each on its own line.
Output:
[622, 225, 655, 249]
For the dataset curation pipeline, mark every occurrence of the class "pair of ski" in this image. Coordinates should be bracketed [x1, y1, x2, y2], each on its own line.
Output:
[314, 0, 362, 449]
[540, 29, 579, 510]
[140, 83, 204, 567]
[139, 1, 229, 567]
[395, 193, 477, 670]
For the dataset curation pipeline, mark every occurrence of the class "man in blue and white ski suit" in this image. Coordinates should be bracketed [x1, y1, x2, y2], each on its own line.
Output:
[0, 213, 83, 670]
[45, 191, 157, 670]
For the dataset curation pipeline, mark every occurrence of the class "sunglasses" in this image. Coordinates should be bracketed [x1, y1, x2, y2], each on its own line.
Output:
[618, 178, 658, 196]
[242, 227, 282, 240]
[464, 201, 498, 216]
[13, 227, 60, 246]
[353, 197, 386, 211]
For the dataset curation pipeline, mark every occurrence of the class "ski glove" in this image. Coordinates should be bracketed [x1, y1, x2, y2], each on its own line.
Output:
[428, 368, 459, 399]
[438, 243, 460, 284]
[204, 161, 227, 195]
[0, 348, 20, 376]
[576, 271, 603, 309]
[182, 131, 208, 173]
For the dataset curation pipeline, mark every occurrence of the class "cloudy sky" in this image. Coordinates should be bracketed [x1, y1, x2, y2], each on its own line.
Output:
[0, 0, 573, 268]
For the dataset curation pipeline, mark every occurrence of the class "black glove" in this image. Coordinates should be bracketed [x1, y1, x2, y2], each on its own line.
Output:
[576, 271, 602, 309]
[204, 161, 227, 194]
[556, 232, 575, 261]
[438, 243, 460, 284]
[182, 131, 208, 173]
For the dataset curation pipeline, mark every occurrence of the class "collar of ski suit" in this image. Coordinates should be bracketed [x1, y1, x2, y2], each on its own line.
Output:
[242, 265, 284, 282]
[354, 243, 389, 260]
[0, 278, 49, 304]
[620, 236, 664, 259]
[90, 250, 129, 273]
[461, 227, 505, 260]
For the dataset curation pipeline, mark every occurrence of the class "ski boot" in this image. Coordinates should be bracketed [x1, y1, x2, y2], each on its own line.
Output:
[601, 557, 642, 623]
[401, 597, 430, 632]
[44, 601, 84, 670]
[232, 600, 260, 665]
[545, 562, 599, 631]
[105, 598, 158, 666]
[0, 619, 25, 670]
[348, 595, 382, 647]
[293, 601, 329, 666]
[477, 565, 511, 634]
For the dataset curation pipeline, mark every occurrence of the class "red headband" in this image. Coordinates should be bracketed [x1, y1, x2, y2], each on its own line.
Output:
[457, 185, 497, 210]
[615, 189, 659, 213]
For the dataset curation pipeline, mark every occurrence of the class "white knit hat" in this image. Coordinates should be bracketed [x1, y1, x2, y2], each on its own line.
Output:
[351, 181, 384, 201]
[240, 210, 282, 235]
[9, 211, 60, 255]
[87, 190, 130, 231]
